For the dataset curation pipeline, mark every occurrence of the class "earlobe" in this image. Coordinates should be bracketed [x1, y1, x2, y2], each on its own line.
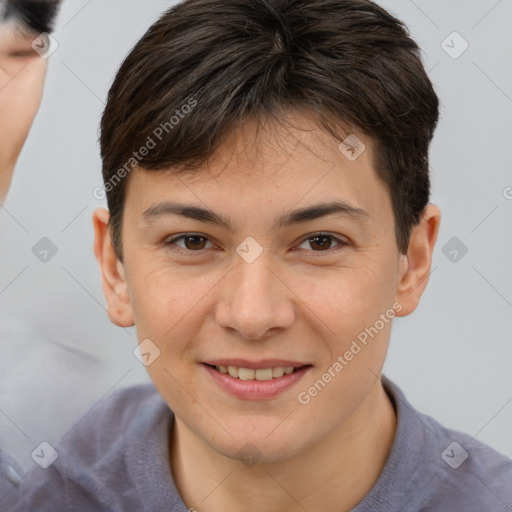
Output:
[92, 208, 134, 327]
[395, 204, 441, 316]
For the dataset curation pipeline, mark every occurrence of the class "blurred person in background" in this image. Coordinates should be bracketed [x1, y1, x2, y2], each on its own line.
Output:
[0, 0, 61, 500]
[0, 0, 60, 200]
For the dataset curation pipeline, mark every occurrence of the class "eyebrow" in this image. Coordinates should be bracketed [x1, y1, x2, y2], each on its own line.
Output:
[142, 200, 370, 231]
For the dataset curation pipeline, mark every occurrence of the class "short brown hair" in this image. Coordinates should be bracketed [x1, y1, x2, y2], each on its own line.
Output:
[100, 0, 439, 259]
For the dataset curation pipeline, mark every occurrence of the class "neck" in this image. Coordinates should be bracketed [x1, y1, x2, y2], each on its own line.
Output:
[170, 377, 396, 512]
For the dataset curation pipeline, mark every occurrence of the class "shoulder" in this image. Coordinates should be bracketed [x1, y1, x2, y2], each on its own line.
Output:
[1, 384, 173, 512]
[383, 377, 512, 511]
[420, 411, 512, 508]
[71, 382, 165, 434]
[57, 382, 168, 469]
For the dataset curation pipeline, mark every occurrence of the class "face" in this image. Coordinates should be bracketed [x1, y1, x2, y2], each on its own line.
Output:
[0, 20, 47, 200]
[95, 112, 439, 464]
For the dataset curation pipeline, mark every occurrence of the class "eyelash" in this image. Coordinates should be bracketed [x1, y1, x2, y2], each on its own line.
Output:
[164, 232, 349, 257]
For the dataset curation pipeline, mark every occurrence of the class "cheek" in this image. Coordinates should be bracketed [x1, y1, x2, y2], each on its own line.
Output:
[303, 258, 396, 319]
[298, 257, 398, 362]
[128, 259, 218, 342]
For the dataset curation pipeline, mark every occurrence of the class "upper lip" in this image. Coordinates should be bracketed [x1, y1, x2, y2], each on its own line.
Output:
[203, 359, 311, 370]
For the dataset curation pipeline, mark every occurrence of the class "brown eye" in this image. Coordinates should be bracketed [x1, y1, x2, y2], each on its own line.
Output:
[297, 233, 348, 253]
[165, 234, 213, 253]
[182, 235, 208, 250]
[309, 235, 333, 251]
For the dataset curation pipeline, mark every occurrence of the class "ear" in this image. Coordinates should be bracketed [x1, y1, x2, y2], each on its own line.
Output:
[395, 204, 441, 316]
[92, 208, 134, 327]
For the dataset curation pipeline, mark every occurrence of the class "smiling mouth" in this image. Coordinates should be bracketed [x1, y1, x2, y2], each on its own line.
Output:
[205, 364, 311, 381]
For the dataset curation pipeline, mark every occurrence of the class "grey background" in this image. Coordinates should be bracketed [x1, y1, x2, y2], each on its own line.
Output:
[0, 0, 511, 473]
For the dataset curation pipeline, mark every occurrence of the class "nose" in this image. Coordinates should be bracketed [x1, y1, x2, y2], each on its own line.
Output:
[214, 254, 296, 340]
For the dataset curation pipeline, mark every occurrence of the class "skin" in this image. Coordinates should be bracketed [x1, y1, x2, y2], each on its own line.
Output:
[94, 111, 441, 512]
[0, 21, 47, 201]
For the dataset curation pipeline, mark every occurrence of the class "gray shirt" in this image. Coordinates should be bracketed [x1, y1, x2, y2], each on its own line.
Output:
[2, 376, 511, 511]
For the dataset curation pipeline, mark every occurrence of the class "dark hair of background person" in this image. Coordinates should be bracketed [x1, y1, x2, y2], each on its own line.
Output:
[0, 0, 61, 33]
[100, 0, 440, 260]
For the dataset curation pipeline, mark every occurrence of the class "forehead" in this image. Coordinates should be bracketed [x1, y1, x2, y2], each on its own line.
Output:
[200, 113, 367, 178]
[124, 113, 393, 230]
[135, 113, 375, 187]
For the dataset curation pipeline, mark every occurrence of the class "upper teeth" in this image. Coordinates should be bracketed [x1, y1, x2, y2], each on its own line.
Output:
[215, 365, 296, 380]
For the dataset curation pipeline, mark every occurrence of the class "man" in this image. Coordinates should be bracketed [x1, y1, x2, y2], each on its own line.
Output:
[4, 0, 512, 510]
[0, 0, 61, 501]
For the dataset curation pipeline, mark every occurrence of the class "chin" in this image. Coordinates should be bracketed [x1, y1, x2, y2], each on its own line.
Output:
[200, 421, 309, 466]
[217, 437, 303, 467]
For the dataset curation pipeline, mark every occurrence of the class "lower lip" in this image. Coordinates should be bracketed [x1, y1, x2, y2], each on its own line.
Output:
[202, 364, 312, 400]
